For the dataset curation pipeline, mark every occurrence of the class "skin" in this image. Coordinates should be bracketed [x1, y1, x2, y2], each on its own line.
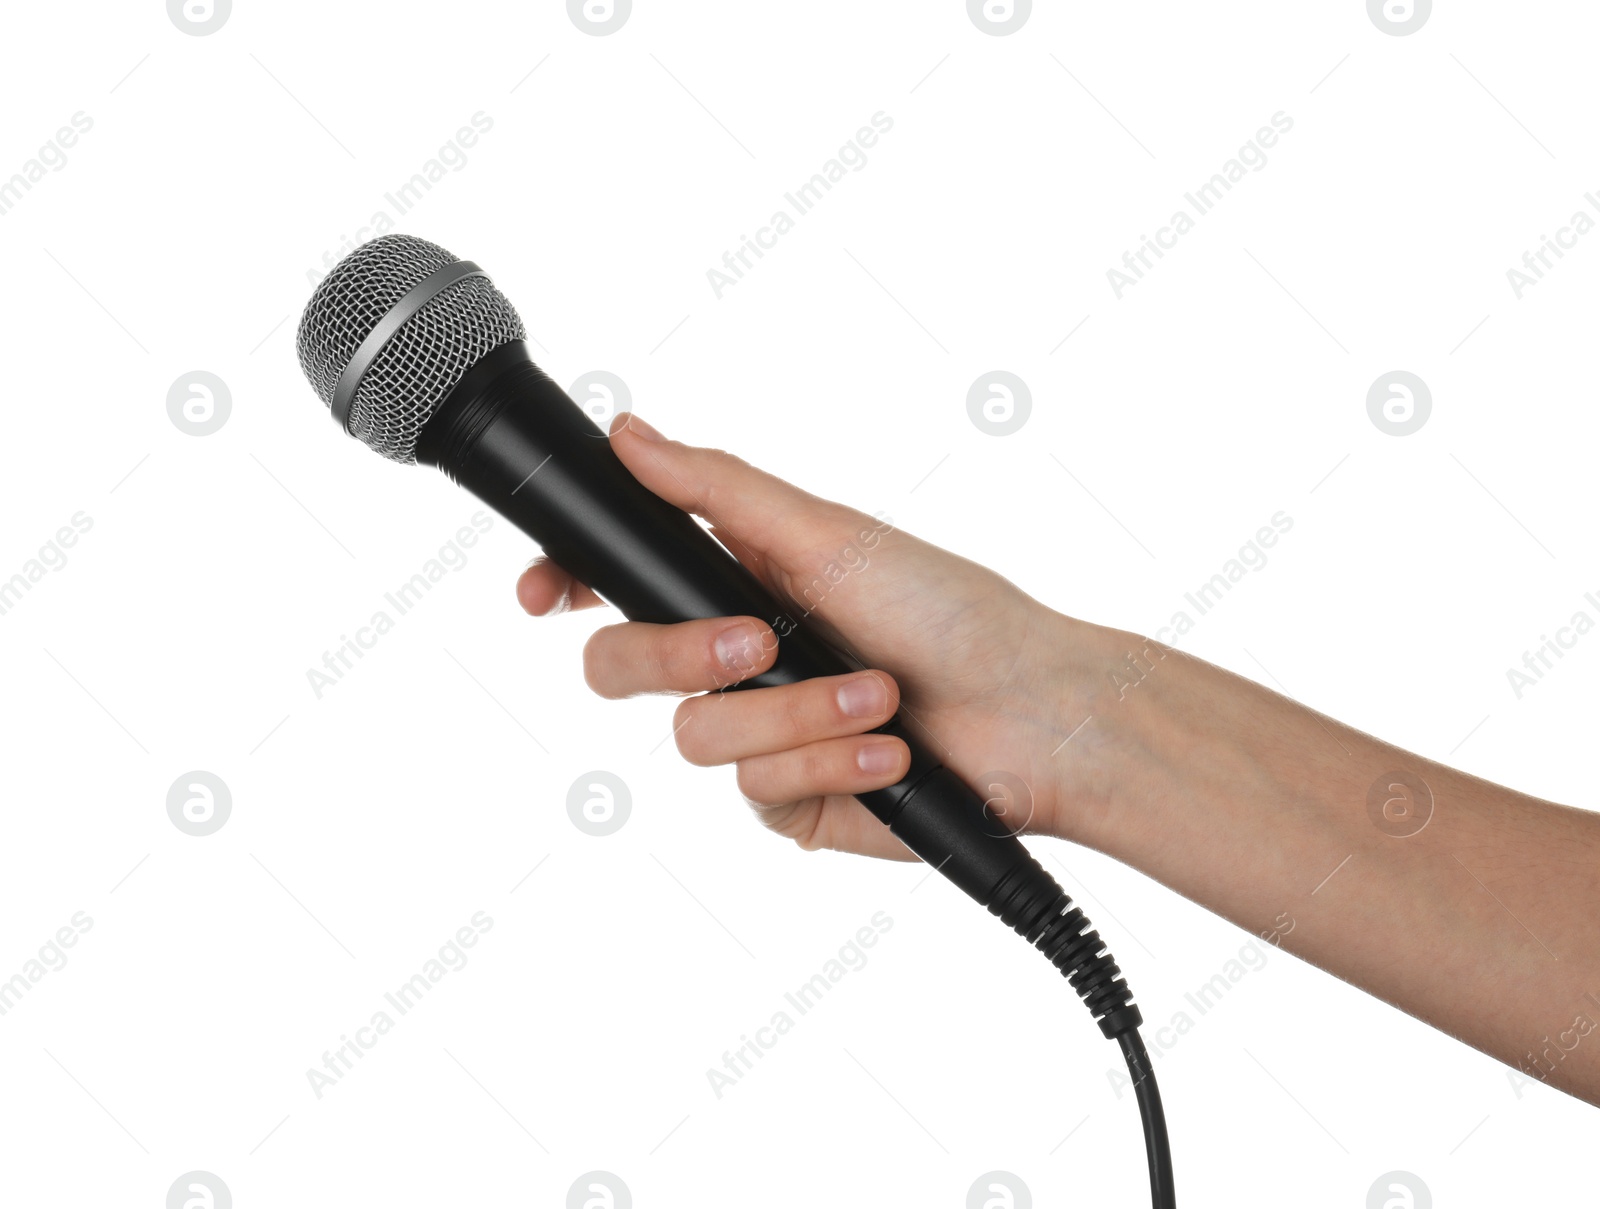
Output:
[519, 414, 1600, 1107]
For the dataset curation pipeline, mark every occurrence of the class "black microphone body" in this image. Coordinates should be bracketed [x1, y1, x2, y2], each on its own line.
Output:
[419, 342, 1030, 903]
[298, 236, 1171, 1205]
[416, 339, 1136, 1030]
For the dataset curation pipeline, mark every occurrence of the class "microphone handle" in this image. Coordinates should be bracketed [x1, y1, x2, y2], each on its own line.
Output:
[416, 341, 1140, 1034]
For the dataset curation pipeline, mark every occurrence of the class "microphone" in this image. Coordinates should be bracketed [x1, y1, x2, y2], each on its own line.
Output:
[295, 234, 1173, 1205]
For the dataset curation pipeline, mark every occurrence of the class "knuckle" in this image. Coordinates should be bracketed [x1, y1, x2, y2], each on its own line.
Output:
[702, 446, 748, 476]
[673, 699, 715, 765]
[798, 745, 834, 788]
[751, 795, 827, 851]
[695, 449, 752, 513]
[734, 759, 769, 804]
[641, 634, 675, 693]
[782, 687, 815, 742]
[792, 803, 831, 852]
[797, 507, 850, 548]
[581, 630, 617, 697]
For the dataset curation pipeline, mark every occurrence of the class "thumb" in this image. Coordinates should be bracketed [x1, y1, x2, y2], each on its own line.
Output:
[608, 413, 852, 565]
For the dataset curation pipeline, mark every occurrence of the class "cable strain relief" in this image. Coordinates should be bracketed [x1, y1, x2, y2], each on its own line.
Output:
[1097, 1005, 1144, 1040]
[986, 850, 1142, 1036]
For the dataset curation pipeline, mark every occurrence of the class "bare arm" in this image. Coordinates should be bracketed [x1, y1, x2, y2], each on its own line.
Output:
[521, 415, 1600, 1106]
[1062, 623, 1600, 1105]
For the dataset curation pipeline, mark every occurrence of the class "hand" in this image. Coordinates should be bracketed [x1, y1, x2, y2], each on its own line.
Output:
[516, 418, 1600, 1104]
[518, 414, 1108, 861]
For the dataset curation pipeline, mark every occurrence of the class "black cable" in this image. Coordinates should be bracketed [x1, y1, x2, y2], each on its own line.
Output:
[986, 859, 1176, 1207]
[1119, 1029, 1176, 1209]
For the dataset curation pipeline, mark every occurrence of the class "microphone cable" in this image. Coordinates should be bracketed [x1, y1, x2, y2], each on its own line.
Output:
[990, 857, 1176, 1207]
[1120, 1030, 1176, 1209]
[295, 233, 1177, 1207]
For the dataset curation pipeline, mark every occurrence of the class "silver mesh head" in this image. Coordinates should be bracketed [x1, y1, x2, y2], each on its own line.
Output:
[296, 234, 525, 463]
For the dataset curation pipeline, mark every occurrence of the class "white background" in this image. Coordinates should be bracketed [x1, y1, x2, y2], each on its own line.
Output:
[1, 1, 1595, 1205]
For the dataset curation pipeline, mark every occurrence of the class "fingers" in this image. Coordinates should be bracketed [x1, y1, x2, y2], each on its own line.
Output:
[573, 608, 916, 862]
[673, 671, 900, 766]
[521, 412, 877, 617]
[518, 410, 858, 614]
[734, 734, 911, 805]
[753, 796, 921, 863]
[582, 616, 777, 699]
[608, 413, 855, 562]
[516, 558, 604, 616]
[516, 418, 921, 865]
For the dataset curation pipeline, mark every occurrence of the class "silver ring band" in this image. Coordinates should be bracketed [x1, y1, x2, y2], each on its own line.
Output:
[331, 260, 487, 430]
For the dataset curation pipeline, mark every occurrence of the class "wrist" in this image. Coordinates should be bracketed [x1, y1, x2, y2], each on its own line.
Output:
[1057, 627, 1364, 888]
[1035, 620, 1260, 867]
[1020, 613, 1164, 853]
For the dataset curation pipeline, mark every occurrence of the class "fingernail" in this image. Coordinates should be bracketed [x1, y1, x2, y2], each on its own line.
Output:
[714, 623, 762, 672]
[837, 675, 887, 719]
[624, 414, 664, 442]
[857, 740, 901, 776]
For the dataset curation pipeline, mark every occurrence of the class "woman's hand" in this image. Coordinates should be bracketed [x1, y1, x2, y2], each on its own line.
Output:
[516, 414, 1600, 1104]
[517, 414, 1112, 861]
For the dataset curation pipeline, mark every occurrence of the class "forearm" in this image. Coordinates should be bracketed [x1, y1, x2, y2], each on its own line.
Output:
[1063, 619, 1600, 1105]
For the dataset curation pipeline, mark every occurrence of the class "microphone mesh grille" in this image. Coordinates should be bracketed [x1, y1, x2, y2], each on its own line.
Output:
[296, 234, 525, 463]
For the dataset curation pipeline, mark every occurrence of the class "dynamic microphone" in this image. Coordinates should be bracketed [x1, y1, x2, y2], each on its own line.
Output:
[295, 234, 1173, 1205]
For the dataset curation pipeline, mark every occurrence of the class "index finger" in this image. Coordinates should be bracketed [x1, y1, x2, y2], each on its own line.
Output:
[517, 557, 606, 616]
